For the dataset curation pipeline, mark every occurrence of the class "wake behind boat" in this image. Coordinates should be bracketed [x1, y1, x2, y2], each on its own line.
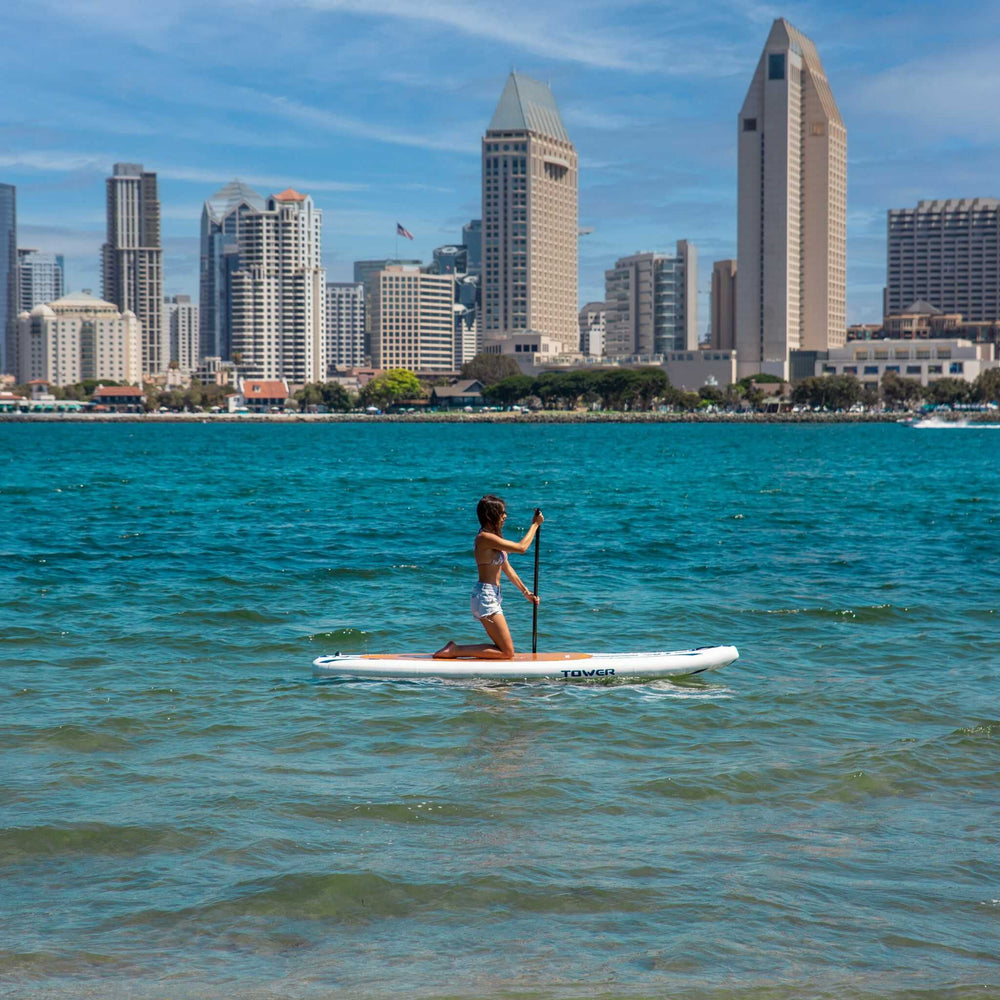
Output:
[312, 645, 739, 681]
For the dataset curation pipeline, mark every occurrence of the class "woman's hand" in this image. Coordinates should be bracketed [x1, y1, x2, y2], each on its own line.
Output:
[532, 509, 544, 526]
[524, 591, 540, 605]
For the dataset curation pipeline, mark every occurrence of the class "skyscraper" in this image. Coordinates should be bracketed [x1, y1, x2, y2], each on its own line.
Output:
[228, 188, 326, 383]
[101, 163, 165, 375]
[325, 281, 366, 370]
[482, 72, 578, 351]
[18, 249, 65, 311]
[0, 184, 15, 375]
[886, 199, 1000, 321]
[462, 219, 482, 274]
[370, 264, 456, 373]
[164, 295, 200, 372]
[711, 260, 737, 350]
[200, 179, 266, 361]
[736, 19, 846, 378]
[603, 242, 698, 357]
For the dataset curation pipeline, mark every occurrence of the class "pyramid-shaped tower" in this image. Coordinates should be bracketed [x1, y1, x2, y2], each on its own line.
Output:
[736, 19, 847, 377]
[482, 73, 578, 351]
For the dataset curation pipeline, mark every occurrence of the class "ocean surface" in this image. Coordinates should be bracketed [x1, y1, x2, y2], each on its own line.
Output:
[1, 421, 997, 1000]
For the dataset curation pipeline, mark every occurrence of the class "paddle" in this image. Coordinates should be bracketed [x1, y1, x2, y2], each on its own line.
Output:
[532, 508, 541, 654]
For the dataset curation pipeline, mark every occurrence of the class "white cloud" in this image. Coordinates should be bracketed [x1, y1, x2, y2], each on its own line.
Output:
[0, 152, 368, 193]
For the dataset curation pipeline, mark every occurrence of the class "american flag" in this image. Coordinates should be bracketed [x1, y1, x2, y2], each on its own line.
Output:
[396, 222, 414, 240]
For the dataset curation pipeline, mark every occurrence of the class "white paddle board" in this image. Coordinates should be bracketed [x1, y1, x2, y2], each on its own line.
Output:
[312, 645, 738, 681]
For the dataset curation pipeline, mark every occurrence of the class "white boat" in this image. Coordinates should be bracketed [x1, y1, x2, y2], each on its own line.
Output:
[312, 645, 739, 682]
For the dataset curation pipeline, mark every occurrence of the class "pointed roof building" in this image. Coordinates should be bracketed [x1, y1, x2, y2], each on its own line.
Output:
[488, 72, 570, 142]
[481, 72, 579, 352]
[735, 18, 847, 378]
[204, 179, 265, 222]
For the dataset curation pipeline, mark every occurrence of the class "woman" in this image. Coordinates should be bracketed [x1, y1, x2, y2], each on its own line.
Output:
[433, 495, 543, 659]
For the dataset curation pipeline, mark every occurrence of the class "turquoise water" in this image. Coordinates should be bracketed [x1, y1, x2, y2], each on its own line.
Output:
[1, 422, 997, 999]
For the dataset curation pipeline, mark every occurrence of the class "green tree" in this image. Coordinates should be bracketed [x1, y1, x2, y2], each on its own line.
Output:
[460, 353, 522, 386]
[738, 372, 784, 387]
[971, 367, 1000, 403]
[791, 374, 862, 410]
[481, 374, 535, 407]
[594, 368, 640, 410]
[360, 369, 424, 409]
[880, 371, 923, 410]
[924, 377, 969, 406]
[633, 368, 671, 409]
[699, 385, 724, 405]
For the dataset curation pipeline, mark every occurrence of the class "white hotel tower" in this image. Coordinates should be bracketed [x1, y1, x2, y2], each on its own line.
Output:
[736, 19, 847, 378]
[229, 189, 326, 383]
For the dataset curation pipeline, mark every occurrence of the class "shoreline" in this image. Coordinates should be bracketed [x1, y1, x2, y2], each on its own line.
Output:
[1, 410, 994, 424]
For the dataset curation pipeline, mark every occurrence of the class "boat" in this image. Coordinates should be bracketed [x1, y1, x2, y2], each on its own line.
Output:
[312, 645, 739, 682]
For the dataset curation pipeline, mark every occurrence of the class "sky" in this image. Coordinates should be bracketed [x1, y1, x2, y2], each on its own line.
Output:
[4, 0, 1000, 331]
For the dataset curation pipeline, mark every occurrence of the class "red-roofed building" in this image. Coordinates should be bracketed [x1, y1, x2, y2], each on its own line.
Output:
[92, 385, 145, 412]
[237, 378, 290, 413]
[272, 188, 306, 202]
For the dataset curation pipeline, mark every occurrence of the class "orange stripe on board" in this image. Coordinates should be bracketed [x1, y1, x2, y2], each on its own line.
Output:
[361, 652, 593, 662]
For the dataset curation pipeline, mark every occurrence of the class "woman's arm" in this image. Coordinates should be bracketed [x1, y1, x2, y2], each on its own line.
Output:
[477, 511, 544, 555]
[502, 560, 540, 604]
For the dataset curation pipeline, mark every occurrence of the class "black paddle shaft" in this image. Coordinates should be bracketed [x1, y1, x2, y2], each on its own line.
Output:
[532, 508, 541, 654]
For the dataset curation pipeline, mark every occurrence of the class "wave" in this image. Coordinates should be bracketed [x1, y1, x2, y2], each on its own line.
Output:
[0, 822, 207, 859]
[110, 869, 665, 928]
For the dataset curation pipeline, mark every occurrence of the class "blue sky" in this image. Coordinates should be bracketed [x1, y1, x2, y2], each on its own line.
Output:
[4, 0, 999, 330]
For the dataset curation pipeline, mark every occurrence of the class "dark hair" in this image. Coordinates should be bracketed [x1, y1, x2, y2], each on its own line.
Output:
[476, 494, 506, 532]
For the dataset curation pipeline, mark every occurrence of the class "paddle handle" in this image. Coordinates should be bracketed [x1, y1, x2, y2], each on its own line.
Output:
[532, 508, 541, 654]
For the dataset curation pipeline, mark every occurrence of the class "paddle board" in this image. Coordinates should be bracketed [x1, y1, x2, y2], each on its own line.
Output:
[312, 645, 739, 681]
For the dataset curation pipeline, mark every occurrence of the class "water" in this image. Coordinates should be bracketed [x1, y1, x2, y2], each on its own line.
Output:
[1, 422, 997, 999]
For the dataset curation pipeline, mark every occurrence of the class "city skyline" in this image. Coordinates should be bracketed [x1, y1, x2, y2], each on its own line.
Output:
[3, 0, 999, 330]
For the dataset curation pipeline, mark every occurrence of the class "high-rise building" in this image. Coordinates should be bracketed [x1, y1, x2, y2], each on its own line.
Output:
[229, 188, 326, 383]
[370, 264, 456, 373]
[578, 302, 607, 356]
[325, 282, 366, 370]
[454, 273, 480, 367]
[353, 258, 422, 358]
[603, 242, 698, 357]
[199, 179, 266, 361]
[0, 184, 15, 375]
[16, 291, 141, 387]
[430, 245, 468, 275]
[482, 72, 578, 351]
[164, 295, 199, 372]
[18, 249, 65, 312]
[886, 199, 1000, 321]
[462, 219, 482, 274]
[102, 163, 165, 375]
[736, 19, 847, 378]
[711, 260, 738, 350]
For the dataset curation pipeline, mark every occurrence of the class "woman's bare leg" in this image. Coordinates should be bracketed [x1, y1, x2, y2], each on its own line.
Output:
[432, 613, 515, 659]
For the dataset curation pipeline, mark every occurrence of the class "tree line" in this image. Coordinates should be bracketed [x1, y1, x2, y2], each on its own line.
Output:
[14, 359, 1000, 414]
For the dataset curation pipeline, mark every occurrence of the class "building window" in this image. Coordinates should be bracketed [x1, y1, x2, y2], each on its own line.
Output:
[950, 362, 964, 374]
[768, 53, 785, 80]
[863, 366, 878, 375]
[742, 118, 757, 132]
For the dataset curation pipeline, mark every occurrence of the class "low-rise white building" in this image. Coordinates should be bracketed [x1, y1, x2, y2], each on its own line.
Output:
[817, 338, 998, 386]
[16, 291, 142, 387]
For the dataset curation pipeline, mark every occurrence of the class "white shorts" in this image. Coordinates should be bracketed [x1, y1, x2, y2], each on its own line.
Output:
[470, 582, 503, 620]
